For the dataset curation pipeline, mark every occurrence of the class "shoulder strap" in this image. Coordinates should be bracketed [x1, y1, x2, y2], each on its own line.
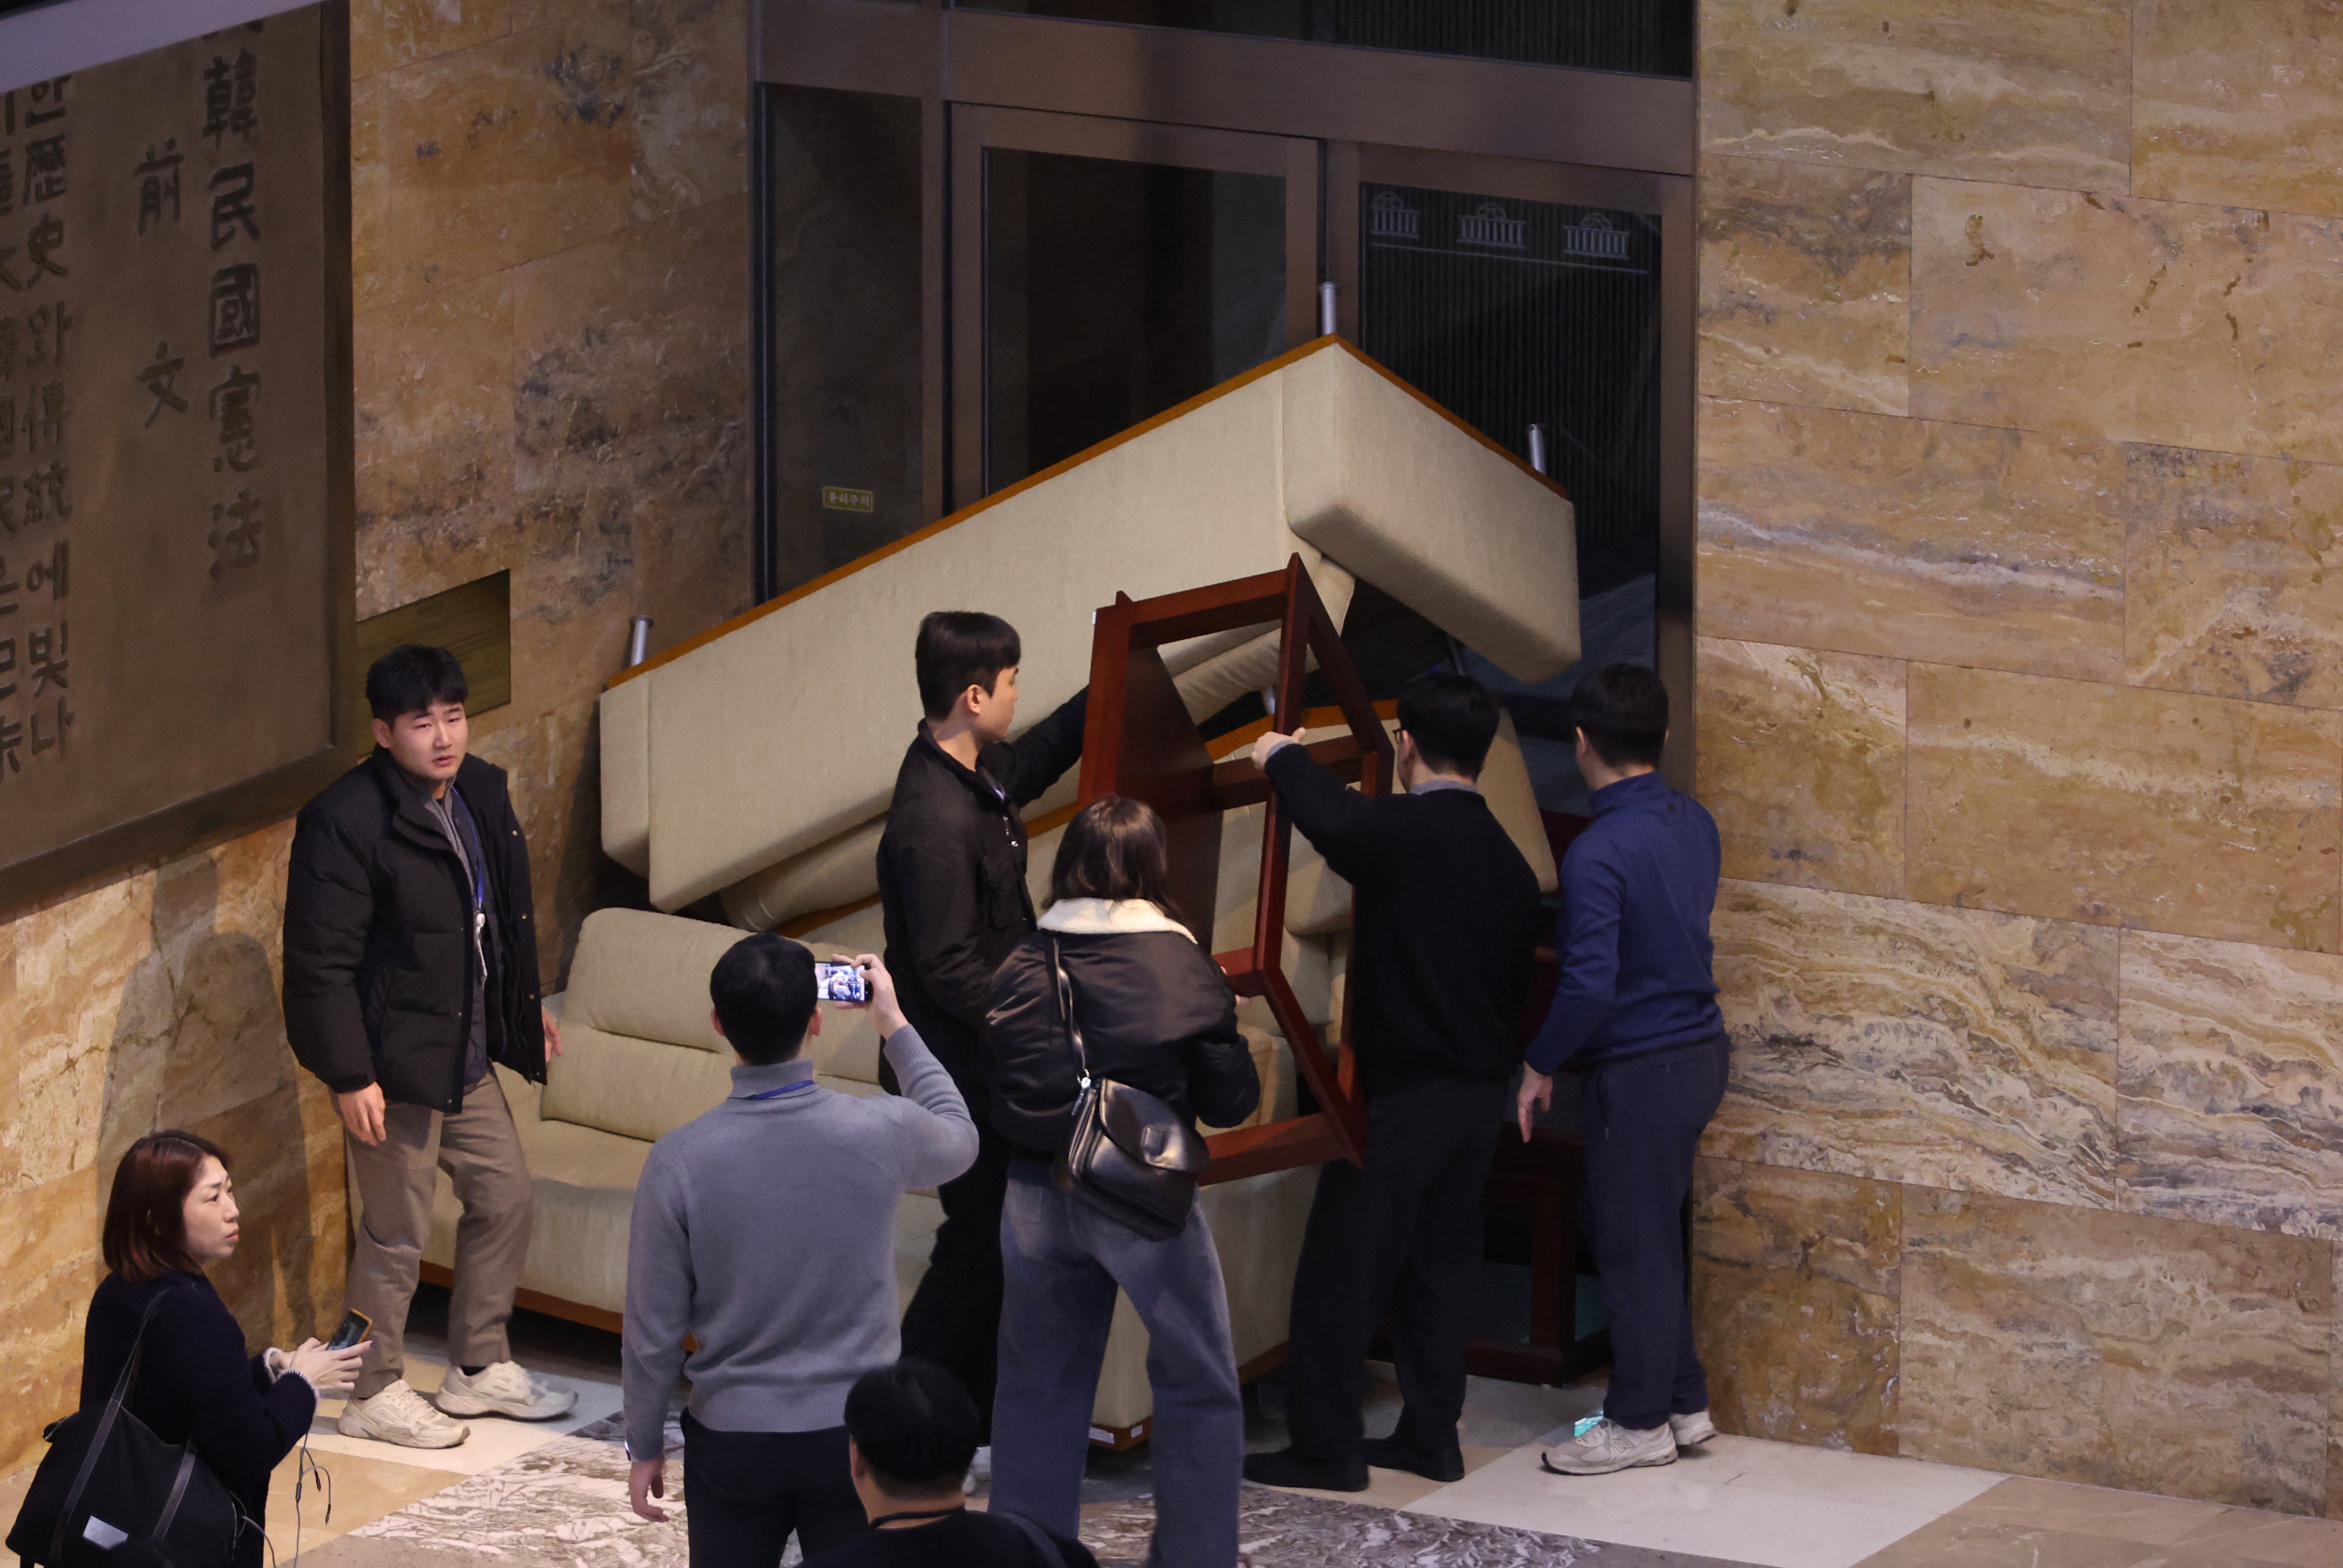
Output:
[1047, 937, 1092, 1086]
[996, 1510, 1070, 1568]
[111, 1289, 171, 1407]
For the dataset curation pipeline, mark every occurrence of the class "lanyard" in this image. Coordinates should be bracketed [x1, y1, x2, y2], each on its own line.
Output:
[739, 1079, 817, 1102]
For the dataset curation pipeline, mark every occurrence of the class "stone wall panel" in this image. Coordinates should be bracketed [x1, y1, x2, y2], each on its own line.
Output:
[1691, 1158, 1901, 1455]
[1695, 637, 1906, 899]
[1906, 664, 2343, 950]
[1899, 1187, 2331, 1514]
[1698, 399, 2125, 680]
[1698, 158, 1911, 416]
[1710, 880, 2119, 1210]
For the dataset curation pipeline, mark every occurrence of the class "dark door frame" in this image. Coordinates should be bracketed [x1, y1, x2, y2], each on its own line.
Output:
[949, 104, 1321, 503]
[1329, 143, 1695, 784]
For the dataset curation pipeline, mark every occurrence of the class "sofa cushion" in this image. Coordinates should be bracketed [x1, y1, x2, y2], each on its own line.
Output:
[541, 1021, 737, 1143]
[565, 908, 749, 1051]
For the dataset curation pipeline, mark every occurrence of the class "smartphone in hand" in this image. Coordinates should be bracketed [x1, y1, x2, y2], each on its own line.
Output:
[326, 1308, 372, 1351]
[814, 960, 869, 1005]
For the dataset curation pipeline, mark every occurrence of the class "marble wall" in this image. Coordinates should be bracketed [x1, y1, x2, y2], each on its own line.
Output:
[1693, 0, 2343, 1516]
[0, 0, 753, 1473]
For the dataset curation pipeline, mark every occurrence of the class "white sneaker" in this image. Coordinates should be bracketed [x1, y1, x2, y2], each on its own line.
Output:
[339, 1380, 472, 1448]
[963, 1444, 992, 1495]
[434, 1361, 578, 1421]
[1669, 1409, 1718, 1448]
[1539, 1417, 1676, 1476]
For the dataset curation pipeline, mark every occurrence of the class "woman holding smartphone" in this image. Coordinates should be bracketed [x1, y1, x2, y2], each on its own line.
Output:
[81, 1131, 371, 1567]
[981, 796, 1261, 1568]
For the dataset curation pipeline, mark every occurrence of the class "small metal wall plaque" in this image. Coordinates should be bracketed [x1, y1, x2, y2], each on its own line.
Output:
[820, 485, 875, 514]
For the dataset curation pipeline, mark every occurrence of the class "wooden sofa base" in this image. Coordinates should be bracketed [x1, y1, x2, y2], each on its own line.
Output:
[420, 1263, 1292, 1452]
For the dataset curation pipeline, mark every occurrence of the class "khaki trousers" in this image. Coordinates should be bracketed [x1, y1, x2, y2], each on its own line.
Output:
[345, 1071, 534, 1399]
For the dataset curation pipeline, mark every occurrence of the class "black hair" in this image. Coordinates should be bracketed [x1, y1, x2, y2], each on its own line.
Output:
[1050, 795, 1178, 916]
[366, 644, 470, 724]
[708, 934, 818, 1065]
[844, 1360, 982, 1493]
[1572, 663, 1669, 768]
[1395, 670, 1502, 777]
[914, 611, 1020, 722]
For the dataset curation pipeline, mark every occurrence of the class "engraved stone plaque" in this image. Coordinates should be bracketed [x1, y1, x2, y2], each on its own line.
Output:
[0, 4, 351, 904]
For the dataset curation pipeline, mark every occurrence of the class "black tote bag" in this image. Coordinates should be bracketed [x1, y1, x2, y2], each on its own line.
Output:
[1046, 937, 1211, 1241]
[7, 1293, 250, 1568]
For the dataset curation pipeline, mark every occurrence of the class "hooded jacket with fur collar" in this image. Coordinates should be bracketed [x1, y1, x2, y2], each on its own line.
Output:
[982, 899, 1261, 1158]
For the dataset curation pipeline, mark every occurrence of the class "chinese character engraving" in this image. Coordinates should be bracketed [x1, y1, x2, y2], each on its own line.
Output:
[208, 163, 257, 249]
[22, 377, 64, 454]
[208, 264, 259, 354]
[22, 462, 68, 526]
[2, 215, 71, 291]
[202, 51, 257, 147]
[140, 342, 188, 426]
[25, 135, 64, 205]
[208, 491, 262, 577]
[134, 139, 183, 234]
[209, 365, 259, 471]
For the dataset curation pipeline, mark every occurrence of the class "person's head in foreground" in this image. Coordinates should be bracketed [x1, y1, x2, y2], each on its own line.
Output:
[1394, 670, 1502, 787]
[367, 643, 471, 788]
[709, 932, 823, 1063]
[915, 610, 1022, 745]
[1049, 794, 1176, 914]
[1569, 662, 1668, 781]
[843, 1359, 981, 1524]
[105, 1130, 241, 1280]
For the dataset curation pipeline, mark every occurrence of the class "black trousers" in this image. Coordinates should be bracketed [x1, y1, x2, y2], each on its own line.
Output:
[899, 1115, 1013, 1433]
[680, 1413, 865, 1567]
[1581, 1037, 1728, 1431]
[1283, 1076, 1507, 1461]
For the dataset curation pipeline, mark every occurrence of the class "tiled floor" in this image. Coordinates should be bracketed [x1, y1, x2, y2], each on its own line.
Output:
[9, 1300, 2343, 1568]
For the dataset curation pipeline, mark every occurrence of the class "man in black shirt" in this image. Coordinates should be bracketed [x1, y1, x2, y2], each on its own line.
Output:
[804, 1362, 1097, 1568]
[1242, 672, 1542, 1492]
[878, 612, 1087, 1441]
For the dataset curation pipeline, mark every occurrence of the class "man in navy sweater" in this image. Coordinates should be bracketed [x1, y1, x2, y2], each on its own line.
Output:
[1520, 664, 1727, 1476]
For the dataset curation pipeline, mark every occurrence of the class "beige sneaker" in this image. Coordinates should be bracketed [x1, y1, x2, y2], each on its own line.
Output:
[339, 1380, 472, 1448]
[434, 1361, 577, 1421]
[1669, 1409, 1718, 1448]
[1539, 1417, 1676, 1476]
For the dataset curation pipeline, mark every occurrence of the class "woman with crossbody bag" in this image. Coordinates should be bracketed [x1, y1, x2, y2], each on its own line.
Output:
[23, 1132, 369, 1568]
[981, 795, 1261, 1568]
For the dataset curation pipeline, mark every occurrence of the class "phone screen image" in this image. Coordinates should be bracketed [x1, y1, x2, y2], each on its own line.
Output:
[328, 1309, 371, 1351]
[814, 962, 869, 1004]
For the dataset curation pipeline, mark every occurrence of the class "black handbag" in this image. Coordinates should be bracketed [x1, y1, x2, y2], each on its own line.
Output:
[8, 1293, 250, 1568]
[1046, 937, 1211, 1241]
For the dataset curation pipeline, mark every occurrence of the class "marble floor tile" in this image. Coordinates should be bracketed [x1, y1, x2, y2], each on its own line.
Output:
[1407, 1428, 1773, 1541]
[304, 1353, 626, 1476]
[1622, 1480, 1944, 1568]
[1092, 1483, 1771, 1567]
[2168, 1504, 2343, 1565]
[264, 1449, 462, 1560]
[1726, 1444, 2005, 1514]
[1945, 1477, 2231, 1544]
[1849, 1516, 2168, 1567]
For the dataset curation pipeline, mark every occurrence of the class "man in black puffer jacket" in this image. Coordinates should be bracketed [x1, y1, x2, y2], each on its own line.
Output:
[878, 611, 1087, 1442]
[283, 645, 573, 1451]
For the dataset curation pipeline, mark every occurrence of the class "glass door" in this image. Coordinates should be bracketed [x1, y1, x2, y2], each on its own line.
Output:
[1330, 145, 1693, 807]
[950, 107, 1319, 504]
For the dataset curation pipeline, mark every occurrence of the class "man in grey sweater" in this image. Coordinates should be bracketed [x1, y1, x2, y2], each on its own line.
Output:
[623, 935, 978, 1565]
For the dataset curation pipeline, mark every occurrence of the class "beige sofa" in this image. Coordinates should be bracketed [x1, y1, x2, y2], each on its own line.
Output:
[387, 904, 1320, 1446]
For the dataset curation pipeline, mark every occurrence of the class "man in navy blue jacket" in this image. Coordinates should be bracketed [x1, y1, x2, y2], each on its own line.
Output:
[1519, 663, 1727, 1477]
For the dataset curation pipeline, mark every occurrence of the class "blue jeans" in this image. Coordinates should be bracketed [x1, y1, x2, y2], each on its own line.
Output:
[993, 1163, 1243, 1568]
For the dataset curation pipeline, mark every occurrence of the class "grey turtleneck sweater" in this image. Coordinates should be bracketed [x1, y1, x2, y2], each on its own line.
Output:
[622, 1026, 976, 1458]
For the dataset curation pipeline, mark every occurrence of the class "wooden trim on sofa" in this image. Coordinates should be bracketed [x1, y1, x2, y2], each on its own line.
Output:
[418, 1262, 625, 1337]
[605, 336, 1567, 693]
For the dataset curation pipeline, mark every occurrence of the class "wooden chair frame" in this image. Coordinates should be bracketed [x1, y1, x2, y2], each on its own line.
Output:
[1076, 555, 1390, 1183]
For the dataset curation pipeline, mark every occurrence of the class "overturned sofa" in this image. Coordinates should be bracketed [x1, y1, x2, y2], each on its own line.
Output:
[387, 335, 1582, 1445]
